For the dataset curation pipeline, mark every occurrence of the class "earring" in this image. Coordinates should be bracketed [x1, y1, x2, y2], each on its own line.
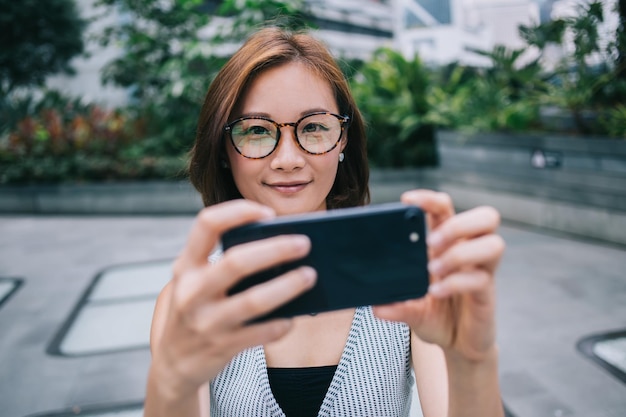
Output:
[338, 152, 345, 163]
[220, 159, 229, 169]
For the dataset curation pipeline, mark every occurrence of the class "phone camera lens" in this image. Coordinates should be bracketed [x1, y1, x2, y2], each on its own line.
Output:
[404, 207, 420, 222]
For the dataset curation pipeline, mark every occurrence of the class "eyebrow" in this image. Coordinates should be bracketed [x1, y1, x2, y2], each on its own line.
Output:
[238, 108, 336, 120]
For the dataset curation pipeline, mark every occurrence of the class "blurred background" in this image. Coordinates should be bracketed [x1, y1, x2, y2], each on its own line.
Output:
[0, 1, 625, 416]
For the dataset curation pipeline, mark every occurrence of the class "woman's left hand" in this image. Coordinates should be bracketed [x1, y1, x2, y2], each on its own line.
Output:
[373, 189, 505, 362]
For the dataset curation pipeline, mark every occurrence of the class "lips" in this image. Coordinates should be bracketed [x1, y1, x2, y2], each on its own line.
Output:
[265, 180, 312, 194]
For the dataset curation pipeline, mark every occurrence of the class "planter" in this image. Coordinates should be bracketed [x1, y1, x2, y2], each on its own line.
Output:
[432, 130, 626, 246]
[0, 181, 203, 215]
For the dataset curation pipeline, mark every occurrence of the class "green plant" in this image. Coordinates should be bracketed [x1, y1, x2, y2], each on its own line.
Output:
[429, 46, 544, 133]
[600, 104, 626, 138]
[351, 48, 437, 167]
[215, 0, 312, 42]
[519, 1, 622, 135]
[0, 0, 86, 97]
[95, 0, 215, 156]
[0, 90, 187, 184]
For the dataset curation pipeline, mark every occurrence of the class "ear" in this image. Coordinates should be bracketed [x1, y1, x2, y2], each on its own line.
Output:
[339, 131, 348, 152]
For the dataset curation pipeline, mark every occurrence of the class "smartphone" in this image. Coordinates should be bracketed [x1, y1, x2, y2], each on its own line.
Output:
[222, 202, 429, 321]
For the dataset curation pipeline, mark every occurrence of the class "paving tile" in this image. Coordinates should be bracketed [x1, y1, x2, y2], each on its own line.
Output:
[0, 277, 21, 307]
[594, 337, 626, 374]
[56, 299, 155, 356]
[88, 261, 172, 301]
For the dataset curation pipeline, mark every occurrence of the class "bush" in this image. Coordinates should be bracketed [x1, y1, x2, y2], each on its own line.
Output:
[0, 91, 187, 184]
[350, 48, 438, 168]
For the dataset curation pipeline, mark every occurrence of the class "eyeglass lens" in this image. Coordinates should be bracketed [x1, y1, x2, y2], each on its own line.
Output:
[230, 113, 343, 158]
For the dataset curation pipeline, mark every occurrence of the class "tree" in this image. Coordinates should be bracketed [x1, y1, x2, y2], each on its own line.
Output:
[616, 0, 626, 77]
[519, 1, 617, 134]
[0, 0, 86, 96]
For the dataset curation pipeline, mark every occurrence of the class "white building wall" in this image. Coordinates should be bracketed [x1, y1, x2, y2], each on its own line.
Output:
[472, 0, 540, 49]
[307, 0, 395, 59]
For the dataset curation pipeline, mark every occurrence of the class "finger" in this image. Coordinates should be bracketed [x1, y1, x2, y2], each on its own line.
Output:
[173, 234, 311, 310]
[427, 206, 501, 254]
[428, 269, 492, 300]
[213, 234, 311, 294]
[200, 266, 317, 329]
[401, 190, 455, 230]
[428, 234, 505, 278]
[372, 297, 429, 325]
[176, 200, 275, 273]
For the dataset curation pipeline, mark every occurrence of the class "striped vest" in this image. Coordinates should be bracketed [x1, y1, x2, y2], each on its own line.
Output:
[209, 306, 414, 416]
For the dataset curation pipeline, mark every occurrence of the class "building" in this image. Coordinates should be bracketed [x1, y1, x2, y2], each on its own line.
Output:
[393, 0, 540, 66]
[306, 0, 394, 59]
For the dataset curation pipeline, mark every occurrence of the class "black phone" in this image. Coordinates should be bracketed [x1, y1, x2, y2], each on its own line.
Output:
[221, 202, 429, 321]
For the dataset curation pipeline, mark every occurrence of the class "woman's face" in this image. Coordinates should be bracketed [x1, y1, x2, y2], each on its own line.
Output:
[226, 61, 346, 216]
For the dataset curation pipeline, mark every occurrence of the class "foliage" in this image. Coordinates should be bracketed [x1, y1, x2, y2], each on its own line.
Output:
[417, 0, 625, 138]
[95, 0, 215, 157]
[0, 91, 187, 184]
[519, 0, 626, 134]
[351, 48, 437, 167]
[0, 0, 86, 96]
[215, 0, 313, 42]
[600, 104, 626, 138]
[430, 47, 544, 133]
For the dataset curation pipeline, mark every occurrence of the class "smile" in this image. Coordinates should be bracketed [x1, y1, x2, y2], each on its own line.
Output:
[265, 181, 311, 194]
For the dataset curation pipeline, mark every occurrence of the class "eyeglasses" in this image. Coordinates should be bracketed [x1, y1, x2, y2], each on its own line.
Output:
[224, 112, 350, 159]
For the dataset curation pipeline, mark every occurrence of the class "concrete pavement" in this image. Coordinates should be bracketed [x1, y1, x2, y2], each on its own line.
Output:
[0, 214, 624, 417]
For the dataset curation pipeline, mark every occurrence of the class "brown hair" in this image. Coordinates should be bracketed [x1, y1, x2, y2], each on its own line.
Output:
[189, 27, 370, 209]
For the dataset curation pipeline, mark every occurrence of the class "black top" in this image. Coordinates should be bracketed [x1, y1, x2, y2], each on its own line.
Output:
[267, 365, 338, 417]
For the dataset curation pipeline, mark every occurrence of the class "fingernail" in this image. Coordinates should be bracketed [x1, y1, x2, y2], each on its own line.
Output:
[427, 232, 443, 248]
[300, 266, 317, 286]
[428, 259, 444, 276]
[293, 235, 311, 249]
[428, 282, 446, 297]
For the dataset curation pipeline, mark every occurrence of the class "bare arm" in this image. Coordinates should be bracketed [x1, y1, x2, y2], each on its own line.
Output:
[411, 332, 448, 417]
[412, 332, 503, 417]
[444, 346, 502, 417]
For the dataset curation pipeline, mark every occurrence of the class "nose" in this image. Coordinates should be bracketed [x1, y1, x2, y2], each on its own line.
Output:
[269, 126, 306, 171]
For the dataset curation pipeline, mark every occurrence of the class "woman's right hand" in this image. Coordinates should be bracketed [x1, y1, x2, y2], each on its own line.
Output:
[146, 200, 317, 409]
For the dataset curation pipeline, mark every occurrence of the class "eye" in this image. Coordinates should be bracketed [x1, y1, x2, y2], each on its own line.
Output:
[246, 125, 272, 136]
[301, 122, 328, 133]
[233, 120, 274, 138]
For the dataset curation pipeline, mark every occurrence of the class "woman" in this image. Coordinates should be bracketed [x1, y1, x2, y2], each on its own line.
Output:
[145, 27, 505, 417]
